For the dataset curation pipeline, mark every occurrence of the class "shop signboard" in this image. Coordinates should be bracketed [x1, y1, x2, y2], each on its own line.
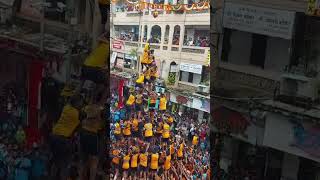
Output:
[223, 2, 296, 39]
[264, 113, 320, 163]
[192, 97, 210, 113]
[112, 40, 124, 50]
[179, 63, 202, 74]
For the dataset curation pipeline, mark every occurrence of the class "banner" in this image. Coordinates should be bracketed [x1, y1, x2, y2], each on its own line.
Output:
[223, 2, 296, 39]
[264, 113, 320, 163]
[180, 63, 202, 74]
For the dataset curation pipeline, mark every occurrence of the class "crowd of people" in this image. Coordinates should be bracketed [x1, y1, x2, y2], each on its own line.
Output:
[109, 43, 210, 180]
[183, 36, 209, 47]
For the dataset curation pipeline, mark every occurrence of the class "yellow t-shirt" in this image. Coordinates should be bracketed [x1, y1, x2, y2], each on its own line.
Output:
[144, 123, 153, 137]
[52, 105, 79, 138]
[136, 94, 143, 104]
[150, 153, 159, 170]
[139, 153, 148, 167]
[114, 123, 121, 135]
[178, 143, 184, 157]
[159, 97, 167, 111]
[164, 155, 171, 170]
[132, 119, 139, 132]
[131, 154, 139, 168]
[112, 150, 120, 164]
[136, 75, 144, 84]
[126, 94, 135, 106]
[141, 50, 149, 64]
[82, 104, 103, 133]
[123, 122, 131, 136]
[162, 123, 170, 139]
[83, 42, 108, 68]
[192, 135, 199, 145]
[122, 155, 130, 169]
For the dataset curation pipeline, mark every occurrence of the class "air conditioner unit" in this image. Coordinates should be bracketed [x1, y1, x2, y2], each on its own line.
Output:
[197, 84, 210, 94]
[280, 74, 319, 101]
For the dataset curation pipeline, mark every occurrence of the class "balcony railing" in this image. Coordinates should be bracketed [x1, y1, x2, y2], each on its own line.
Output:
[124, 41, 139, 47]
[149, 43, 160, 49]
[126, 11, 142, 17]
[171, 45, 179, 51]
[181, 46, 207, 54]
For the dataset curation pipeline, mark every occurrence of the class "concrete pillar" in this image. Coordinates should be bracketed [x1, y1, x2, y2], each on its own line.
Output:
[84, 0, 92, 33]
[179, 24, 185, 48]
[92, 0, 103, 49]
[147, 24, 152, 41]
[160, 24, 166, 46]
[281, 153, 300, 180]
[168, 25, 174, 48]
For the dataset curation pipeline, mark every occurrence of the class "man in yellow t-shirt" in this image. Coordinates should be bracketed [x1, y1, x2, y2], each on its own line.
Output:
[81, 41, 108, 84]
[50, 95, 83, 180]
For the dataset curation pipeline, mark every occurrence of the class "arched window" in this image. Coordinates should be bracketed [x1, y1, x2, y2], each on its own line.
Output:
[172, 25, 180, 45]
[164, 25, 170, 44]
[150, 25, 162, 44]
[168, 61, 177, 84]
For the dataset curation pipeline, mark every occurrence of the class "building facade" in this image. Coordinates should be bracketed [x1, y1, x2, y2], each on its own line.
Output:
[111, 0, 211, 122]
[213, 0, 320, 179]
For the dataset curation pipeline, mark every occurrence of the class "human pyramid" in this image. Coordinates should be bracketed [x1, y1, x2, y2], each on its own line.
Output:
[110, 44, 203, 180]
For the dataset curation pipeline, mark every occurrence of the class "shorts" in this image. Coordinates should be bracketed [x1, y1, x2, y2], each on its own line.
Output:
[50, 135, 72, 166]
[145, 136, 152, 142]
[81, 65, 105, 84]
[136, 83, 143, 88]
[144, 78, 150, 84]
[149, 103, 156, 108]
[135, 104, 143, 111]
[132, 131, 139, 137]
[80, 130, 99, 157]
[139, 166, 148, 172]
[162, 138, 169, 143]
[150, 76, 156, 81]
[114, 134, 121, 141]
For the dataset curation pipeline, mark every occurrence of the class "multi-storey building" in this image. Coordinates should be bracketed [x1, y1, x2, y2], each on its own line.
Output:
[213, 0, 320, 179]
[111, 0, 211, 122]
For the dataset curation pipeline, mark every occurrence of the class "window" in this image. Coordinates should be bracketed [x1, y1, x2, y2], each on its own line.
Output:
[179, 71, 201, 84]
[221, 28, 232, 62]
[250, 34, 267, 68]
[44, 0, 67, 23]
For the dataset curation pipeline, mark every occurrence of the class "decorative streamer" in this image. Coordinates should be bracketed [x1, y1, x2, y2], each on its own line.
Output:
[113, 0, 210, 12]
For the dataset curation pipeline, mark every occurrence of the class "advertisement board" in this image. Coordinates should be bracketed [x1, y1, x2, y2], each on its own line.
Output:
[179, 63, 202, 74]
[223, 2, 296, 39]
